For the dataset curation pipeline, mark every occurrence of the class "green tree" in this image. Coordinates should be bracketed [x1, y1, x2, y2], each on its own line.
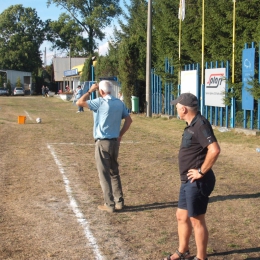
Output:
[47, 0, 121, 54]
[7, 80, 12, 95]
[0, 5, 47, 74]
[80, 57, 92, 82]
[95, 41, 120, 79]
[0, 75, 3, 88]
[153, 0, 180, 69]
[16, 77, 21, 87]
[152, 0, 260, 85]
[48, 13, 89, 56]
[112, 0, 147, 109]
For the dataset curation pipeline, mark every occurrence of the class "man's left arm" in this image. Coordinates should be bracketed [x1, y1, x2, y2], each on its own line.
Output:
[187, 142, 221, 182]
[199, 142, 221, 174]
[118, 115, 132, 143]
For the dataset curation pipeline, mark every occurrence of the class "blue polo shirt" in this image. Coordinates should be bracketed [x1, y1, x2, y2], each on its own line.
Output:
[87, 95, 129, 139]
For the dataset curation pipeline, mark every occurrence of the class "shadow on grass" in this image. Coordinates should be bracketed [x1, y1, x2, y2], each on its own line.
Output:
[119, 192, 260, 212]
[210, 192, 260, 203]
[208, 246, 260, 258]
[119, 201, 178, 212]
[119, 193, 260, 212]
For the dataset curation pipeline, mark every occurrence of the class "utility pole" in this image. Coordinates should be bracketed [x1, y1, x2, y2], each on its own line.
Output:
[200, 0, 205, 113]
[44, 47, 47, 67]
[146, 0, 152, 117]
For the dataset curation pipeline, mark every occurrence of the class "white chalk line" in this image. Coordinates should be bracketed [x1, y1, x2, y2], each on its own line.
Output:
[24, 110, 33, 121]
[47, 144, 104, 260]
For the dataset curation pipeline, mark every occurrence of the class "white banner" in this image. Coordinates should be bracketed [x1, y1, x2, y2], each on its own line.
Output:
[205, 68, 226, 107]
[178, 0, 185, 21]
[181, 70, 198, 97]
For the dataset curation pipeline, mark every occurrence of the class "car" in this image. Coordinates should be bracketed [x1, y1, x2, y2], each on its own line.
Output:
[0, 87, 9, 96]
[13, 87, 25, 96]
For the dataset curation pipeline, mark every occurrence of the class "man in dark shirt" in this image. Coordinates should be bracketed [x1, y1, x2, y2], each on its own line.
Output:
[163, 93, 220, 260]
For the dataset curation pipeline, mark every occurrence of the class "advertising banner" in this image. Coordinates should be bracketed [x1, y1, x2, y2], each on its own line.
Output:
[205, 68, 226, 107]
[180, 70, 198, 97]
[242, 48, 255, 110]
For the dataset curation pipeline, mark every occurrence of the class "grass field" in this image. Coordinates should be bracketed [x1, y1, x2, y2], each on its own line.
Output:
[0, 95, 259, 260]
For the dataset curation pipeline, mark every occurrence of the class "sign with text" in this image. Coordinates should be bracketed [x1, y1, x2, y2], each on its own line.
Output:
[64, 68, 78, 77]
[205, 68, 226, 107]
[242, 48, 255, 110]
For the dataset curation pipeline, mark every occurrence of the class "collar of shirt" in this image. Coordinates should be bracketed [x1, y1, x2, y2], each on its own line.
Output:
[186, 111, 201, 127]
[103, 94, 112, 100]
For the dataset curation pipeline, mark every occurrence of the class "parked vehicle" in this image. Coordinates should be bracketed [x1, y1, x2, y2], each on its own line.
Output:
[13, 87, 25, 96]
[0, 87, 9, 96]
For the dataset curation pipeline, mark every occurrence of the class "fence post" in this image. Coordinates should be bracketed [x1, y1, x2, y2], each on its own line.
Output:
[230, 93, 235, 128]
[225, 61, 229, 128]
[259, 43, 260, 130]
[151, 69, 154, 113]
[250, 42, 255, 129]
[258, 100, 260, 130]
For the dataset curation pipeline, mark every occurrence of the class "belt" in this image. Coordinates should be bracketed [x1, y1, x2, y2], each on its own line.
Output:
[181, 180, 188, 184]
[95, 138, 118, 142]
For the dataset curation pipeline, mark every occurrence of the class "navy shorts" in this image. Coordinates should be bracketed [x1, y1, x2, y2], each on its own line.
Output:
[178, 170, 216, 217]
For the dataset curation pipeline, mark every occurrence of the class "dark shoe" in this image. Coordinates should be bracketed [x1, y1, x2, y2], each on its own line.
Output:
[193, 257, 208, 260]
[98, 204, 114, 213]
[163, 249, 190, 260]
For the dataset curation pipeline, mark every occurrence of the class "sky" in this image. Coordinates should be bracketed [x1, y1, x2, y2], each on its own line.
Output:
[0, 0, 125, 65]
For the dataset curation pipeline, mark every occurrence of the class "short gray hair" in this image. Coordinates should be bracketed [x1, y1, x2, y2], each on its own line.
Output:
[99, 80, 112, 94]
[186, 105, 198, 113]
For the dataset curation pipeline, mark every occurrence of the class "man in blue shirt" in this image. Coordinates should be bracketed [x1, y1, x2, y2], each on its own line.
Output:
[77, 80, 132, 213]
[75, 85, 84, 113]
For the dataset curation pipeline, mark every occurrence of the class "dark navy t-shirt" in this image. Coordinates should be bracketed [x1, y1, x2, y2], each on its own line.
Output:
[178, 112, 217, 181]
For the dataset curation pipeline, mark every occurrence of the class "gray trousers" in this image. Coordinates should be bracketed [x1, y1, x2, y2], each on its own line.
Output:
[95, 139, 123, 208]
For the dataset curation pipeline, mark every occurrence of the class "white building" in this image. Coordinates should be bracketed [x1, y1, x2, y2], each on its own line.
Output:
[53, 57, 87, 92]
[0, 69, 32, 94]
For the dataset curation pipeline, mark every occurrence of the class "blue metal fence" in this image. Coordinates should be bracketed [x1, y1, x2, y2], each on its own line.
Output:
[151, 69, 162, 114]
[151, 48, 260, 131]
[164, 58, 175, 116]
[151, 58, 175, 116]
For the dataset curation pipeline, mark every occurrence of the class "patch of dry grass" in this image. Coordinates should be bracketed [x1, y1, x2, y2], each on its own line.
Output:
[0, 96, 259, 259]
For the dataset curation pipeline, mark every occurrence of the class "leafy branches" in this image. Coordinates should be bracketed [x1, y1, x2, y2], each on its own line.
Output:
[247, 77, 260, 100]
[223, 78, 242, 106]
[0, 5, 47, 74]
[47, 0, 121, 54]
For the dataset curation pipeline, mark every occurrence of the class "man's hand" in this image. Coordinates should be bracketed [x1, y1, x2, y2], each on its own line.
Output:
[89, 83, 99, 93]
[187, 169, 203, 183]
[76, 82, 99, 108]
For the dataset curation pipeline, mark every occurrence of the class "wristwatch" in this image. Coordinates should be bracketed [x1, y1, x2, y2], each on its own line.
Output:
[198, 168, 205, 176]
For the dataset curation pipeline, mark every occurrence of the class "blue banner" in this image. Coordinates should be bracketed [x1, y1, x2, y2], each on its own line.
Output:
[242, 48, 255, 110]
[64, 68, 78, 77]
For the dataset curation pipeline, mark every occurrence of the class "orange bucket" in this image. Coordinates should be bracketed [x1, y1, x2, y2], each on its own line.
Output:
[18, 116, 26, 124]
